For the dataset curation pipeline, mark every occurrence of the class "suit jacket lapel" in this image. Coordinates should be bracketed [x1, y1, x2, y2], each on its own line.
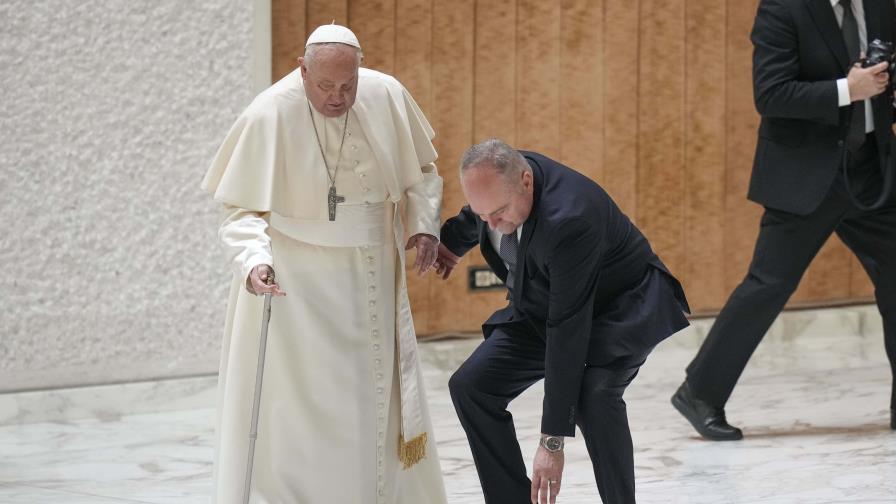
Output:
[513, 157, 544, 303]
[806, 0, 851, 71]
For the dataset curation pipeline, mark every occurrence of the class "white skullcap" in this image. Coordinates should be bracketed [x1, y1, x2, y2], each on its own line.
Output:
[305, 23, 361, 49]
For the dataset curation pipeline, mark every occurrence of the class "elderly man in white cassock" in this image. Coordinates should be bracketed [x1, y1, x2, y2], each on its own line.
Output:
[201, 24, 448, 504]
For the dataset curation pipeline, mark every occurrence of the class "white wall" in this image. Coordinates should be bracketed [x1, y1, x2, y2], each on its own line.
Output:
[0, 0, 267, 391]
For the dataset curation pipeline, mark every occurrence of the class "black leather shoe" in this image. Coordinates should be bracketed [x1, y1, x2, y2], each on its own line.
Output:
[671, 381, 743, 441]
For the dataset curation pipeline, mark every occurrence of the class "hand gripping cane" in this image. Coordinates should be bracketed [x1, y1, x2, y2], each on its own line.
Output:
[242, 275, 274, 504]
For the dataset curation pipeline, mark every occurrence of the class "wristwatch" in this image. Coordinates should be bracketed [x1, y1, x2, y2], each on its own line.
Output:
[540, 435, 564, 452]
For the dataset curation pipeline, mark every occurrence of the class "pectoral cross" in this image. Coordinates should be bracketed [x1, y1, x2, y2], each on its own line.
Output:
[328, 185, 345, 221]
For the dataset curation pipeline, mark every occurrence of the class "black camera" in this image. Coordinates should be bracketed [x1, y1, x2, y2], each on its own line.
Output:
[860, 39, 896, 82]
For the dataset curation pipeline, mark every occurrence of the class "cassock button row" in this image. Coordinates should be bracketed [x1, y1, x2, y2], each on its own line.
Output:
[371, 314, 378, 322]
[369, 300, 376, 307]
[372, 329, 379, 337]
[375, 359, 381, 365]
[373, 344, 380, 351]
[368, 271, 375, 278]
[377, 387, 383, 393]
[367, 256, 374, 264]
[369, 285, 376, 293]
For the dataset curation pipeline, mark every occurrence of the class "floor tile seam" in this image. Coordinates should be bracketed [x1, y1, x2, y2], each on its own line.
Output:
[0, 480, 161, 503]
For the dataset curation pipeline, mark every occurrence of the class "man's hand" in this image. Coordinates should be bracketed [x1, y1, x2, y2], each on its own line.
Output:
[246, 265, 287, 296]
[848, 60, 890, 102]
[433, 243, 461, 280]
[406, 233, 439, 276]
[531, 444, 564, 504]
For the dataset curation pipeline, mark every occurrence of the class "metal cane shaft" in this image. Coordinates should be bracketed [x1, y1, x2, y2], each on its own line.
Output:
[243, 291, 273, 504]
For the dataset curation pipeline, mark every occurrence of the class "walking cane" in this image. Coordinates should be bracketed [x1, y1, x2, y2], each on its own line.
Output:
[242, 276, 274, 504]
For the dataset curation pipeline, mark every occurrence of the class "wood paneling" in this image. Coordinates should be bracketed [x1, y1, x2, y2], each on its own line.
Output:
[348, 0, 396, 74]
[275, 0, 876, 334]
[685, 0, 727, 309]
[394, 0, 434, 333]
[559, 0, 604, 182]
[271, 0, 306, 81]
[602, 0, 640, 217]
[306, 0, 348, 29]
[638, 0, 686, 278]
[427, 0, 477, 334]
[724, 0, 763, 306]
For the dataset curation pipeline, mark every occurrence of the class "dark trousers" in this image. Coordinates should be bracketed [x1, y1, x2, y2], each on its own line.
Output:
[449, 324, 648, 504]
[687, 137, 896, 410]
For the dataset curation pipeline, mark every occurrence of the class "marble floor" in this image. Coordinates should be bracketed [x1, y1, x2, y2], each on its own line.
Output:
[1, 305, 894, 503]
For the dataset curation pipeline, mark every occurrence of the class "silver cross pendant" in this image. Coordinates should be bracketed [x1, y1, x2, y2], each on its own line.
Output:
[328, 185, 345, 221]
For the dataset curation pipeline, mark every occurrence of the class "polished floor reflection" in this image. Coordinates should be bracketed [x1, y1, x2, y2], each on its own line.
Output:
[1, 306, 894, 503]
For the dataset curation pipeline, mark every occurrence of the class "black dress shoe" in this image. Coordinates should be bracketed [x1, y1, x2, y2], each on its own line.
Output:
[671, 381, 743, 441]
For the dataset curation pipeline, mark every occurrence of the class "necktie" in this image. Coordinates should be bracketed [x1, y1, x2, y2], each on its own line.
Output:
[498, 231, 519, 293]
[841, 0, 866, 151]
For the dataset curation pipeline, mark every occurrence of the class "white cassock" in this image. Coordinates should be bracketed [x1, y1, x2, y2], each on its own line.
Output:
[202, 67, 448, 504]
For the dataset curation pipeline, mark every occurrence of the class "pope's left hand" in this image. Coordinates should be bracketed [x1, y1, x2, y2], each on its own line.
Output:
[531, 444, 564, 504]
[406, 233, 439, 276]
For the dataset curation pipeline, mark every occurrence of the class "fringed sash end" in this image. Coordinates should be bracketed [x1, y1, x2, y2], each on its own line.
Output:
[398, 432, 427, 469]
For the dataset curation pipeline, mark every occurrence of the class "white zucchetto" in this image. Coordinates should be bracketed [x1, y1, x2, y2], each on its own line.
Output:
[305, 23, 361, 49]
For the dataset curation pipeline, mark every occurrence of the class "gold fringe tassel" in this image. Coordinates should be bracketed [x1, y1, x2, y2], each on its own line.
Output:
[398, 432, 428, 469]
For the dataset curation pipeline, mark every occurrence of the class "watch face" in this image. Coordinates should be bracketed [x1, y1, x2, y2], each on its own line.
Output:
[545, 437, 562, 451]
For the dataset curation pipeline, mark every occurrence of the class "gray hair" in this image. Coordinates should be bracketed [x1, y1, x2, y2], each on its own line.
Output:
[460, 138, 531, 186]
[304, 43, 363, 69]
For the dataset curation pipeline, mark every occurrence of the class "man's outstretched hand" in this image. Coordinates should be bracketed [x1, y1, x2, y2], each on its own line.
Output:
[433, 243, 461, 280]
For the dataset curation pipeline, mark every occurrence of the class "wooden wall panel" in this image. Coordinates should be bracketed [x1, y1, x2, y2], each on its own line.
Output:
[603, 0, 640, 217]
[349, 0, 396, 74]
[684, 0, 726, 309]
[724, 0, 762, 306]
[394, 0, 434, 333]
[273, 0, 878, 334]
[272, 0, 306, 81]
[394, 0, 433, 108]
[637, 0, 687, 279]
[515, 0, 561, 157]
[428, 0, 476, 334]
[792, 239, 853, 303]
[306, 0, 348, 31]
[474, 0, 516, 142]
[559, 0, 604, 182]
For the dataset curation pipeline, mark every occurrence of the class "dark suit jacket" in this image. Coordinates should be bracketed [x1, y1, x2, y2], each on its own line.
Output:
[440, 152, 690, 435]
[748, 0, 895, 215]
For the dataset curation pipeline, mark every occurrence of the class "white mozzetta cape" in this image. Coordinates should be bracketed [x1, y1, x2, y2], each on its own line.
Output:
[202, 67, 437, 218]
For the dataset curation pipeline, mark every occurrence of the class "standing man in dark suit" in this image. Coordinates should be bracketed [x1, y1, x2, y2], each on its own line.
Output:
[435, 139, 690, 504]
[672, 0, 896, 441]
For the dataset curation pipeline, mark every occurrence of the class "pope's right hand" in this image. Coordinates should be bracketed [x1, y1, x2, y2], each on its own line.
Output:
[433, 243, 461, 280]
[247, 265, 287, 296]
